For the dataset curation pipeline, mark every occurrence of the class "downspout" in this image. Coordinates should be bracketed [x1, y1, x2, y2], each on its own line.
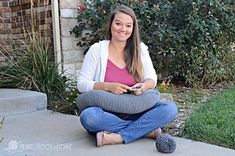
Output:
[51, 0, 62, 74]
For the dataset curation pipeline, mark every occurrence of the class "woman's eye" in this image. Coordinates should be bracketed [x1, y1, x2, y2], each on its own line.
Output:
[127, 25, 132, 28]
[116, 22, 121, 26]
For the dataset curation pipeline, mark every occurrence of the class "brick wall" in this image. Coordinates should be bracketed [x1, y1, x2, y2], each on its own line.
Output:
[0, 0, 11, 60]
[0, 0, 52, 60]
[1, 0, 84, 81]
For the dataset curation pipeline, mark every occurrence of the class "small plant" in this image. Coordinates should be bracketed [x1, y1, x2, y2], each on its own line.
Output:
[183, 87, 203, 105]
[49, 82, 80, 115]
[157, 80, 174, 93]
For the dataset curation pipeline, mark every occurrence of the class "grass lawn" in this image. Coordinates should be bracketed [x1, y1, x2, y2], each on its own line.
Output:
[183, 87, 235, 149]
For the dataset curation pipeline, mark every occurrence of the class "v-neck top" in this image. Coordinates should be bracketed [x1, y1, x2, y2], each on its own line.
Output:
[104, 59, 136, 87]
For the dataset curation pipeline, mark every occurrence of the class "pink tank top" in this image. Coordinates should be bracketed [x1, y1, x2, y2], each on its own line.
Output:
[104, 60, 136, 86]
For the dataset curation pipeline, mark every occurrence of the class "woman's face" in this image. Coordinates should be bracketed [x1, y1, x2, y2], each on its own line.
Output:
[111, 12, 133, 42]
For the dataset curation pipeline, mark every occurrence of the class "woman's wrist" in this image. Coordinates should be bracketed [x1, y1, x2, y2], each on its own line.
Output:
[103, 82, 110, 91]
[94, 82, 110, 91]
[142, 79, 155, 90]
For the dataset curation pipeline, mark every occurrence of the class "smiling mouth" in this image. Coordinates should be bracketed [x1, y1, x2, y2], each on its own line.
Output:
[118, 33, 127, 36]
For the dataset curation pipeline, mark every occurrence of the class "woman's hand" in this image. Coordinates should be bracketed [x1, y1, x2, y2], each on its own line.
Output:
[130, 79, 156, 95]
[105, 82, 131, 94]
[130, 83, 146, 96]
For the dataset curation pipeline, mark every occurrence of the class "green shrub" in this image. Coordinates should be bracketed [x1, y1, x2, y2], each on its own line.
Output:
[71, 0, 235, 86]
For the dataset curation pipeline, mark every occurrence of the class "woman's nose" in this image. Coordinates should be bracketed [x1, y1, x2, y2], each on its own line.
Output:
[120, 25, 126, 31]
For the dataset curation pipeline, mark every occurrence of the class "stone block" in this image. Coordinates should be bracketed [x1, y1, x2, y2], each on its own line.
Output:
[60, 0, 81, 9]
[75, 69, 80, 79]
[63, 50, 84, 64]
[63, 63, 76, 80]
[61, 37, 81, 51]
[60, 9, 78, 18]
[60, 18, 78, 37]
[75, 62, 83, 70]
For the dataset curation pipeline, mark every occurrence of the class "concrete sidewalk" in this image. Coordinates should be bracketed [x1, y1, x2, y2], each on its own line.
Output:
[0, 89, 234, 156]
[1, 110, 235, 156]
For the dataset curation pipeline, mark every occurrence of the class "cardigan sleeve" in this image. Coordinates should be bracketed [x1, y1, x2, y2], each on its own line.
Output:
[77, 43, 100, 92]
[140, 42, 158, 87]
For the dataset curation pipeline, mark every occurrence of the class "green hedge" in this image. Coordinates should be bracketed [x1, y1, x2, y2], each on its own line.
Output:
[71, 0, 235, 86]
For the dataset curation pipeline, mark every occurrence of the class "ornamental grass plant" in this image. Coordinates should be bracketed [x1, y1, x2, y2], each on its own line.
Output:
[0, 33, 66, 101]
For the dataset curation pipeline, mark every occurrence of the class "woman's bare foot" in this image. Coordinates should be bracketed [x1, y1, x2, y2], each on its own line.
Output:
[96, 131, 123, 147]
[145, 128, 162, 139]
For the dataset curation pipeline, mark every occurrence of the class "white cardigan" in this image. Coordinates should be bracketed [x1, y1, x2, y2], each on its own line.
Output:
[77, 40, 157, 92]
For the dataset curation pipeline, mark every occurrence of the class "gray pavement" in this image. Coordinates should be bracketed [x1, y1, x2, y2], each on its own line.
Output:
[0, 89, 234, 156]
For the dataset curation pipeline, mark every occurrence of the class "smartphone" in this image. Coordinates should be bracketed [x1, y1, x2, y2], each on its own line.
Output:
[126, 90, 134, 94]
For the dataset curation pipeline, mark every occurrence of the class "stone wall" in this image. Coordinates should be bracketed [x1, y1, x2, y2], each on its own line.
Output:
[59, 0, 84, 80]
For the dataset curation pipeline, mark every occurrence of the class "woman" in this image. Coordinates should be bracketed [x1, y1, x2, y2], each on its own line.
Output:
[77, 5, 177, 147]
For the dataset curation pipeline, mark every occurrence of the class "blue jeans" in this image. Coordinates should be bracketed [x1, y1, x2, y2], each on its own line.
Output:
[80, 101, 178, 144]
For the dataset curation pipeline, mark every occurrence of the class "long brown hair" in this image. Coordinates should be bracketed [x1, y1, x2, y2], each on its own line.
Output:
[105, 5, 143, 82]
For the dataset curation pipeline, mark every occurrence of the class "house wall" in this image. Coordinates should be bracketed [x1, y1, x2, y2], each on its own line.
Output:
[0, 0, 52, 61]
[0, 0, 11, 61]
[59, 0, 84, 80]
[1, 0, 84, 81]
